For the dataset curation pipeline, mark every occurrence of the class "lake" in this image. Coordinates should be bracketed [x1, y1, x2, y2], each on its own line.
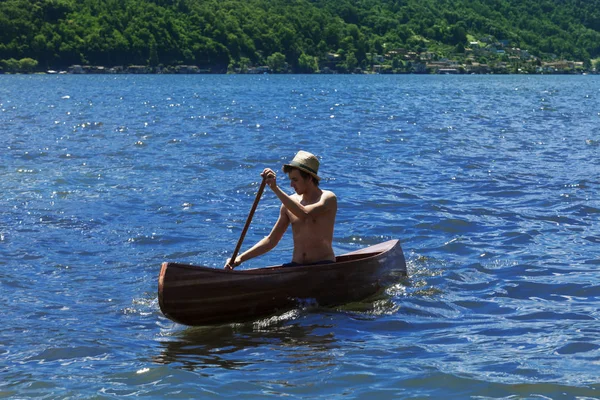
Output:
[1, 74, 599, 398]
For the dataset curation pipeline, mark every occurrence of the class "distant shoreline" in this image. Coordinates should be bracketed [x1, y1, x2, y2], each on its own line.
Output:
[2, 68, 596, 76]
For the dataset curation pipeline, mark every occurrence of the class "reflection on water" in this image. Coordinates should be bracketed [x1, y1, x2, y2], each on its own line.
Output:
[155, 317, 338, 372]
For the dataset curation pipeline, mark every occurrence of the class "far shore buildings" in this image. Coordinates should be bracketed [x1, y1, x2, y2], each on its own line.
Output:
[62, 59, 591, 75]
[60, 36, 592, 75]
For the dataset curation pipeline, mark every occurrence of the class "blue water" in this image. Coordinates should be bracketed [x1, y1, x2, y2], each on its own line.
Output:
[1, 74, 599, 398]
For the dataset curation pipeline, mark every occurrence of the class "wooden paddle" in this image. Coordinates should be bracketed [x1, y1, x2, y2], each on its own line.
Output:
[227, 176, 267, 269]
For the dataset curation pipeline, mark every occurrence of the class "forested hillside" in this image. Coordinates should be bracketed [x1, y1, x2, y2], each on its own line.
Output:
[1, 0, 599, 73]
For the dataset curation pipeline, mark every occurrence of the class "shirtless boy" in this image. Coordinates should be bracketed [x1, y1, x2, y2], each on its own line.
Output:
[225, 150, 337, 269]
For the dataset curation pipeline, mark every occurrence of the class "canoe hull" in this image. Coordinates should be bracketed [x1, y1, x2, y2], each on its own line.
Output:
[158, 239, 406, 326]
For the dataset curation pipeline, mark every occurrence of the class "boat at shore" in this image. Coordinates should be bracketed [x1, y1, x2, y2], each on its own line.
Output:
[158, 239, 407, 326]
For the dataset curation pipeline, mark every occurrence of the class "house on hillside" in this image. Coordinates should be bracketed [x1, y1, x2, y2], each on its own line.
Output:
[176, 65, 200, 74]
[538, 61, 575, 73]
[68, 65, 85, 74]
[465, 62, 490, 74]
[127, 65, 152, 74]
[248, 66, 270, 74]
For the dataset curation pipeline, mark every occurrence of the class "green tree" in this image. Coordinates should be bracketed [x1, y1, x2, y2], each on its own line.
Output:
[1, 58, 20, 73]
[344, 51, 358, 72]
[298, 53, 318, 73]
[239, 57, 251, 73]
[266, 52, 286, 73]
[1, 0, 599, 73]
[392, 57, 404, 71]
[19, 57, 38, 72]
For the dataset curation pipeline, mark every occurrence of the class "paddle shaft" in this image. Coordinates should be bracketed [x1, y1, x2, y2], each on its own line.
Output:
[229, 177, 267, 266]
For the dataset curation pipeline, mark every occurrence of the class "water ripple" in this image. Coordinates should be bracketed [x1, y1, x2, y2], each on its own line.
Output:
[1, 75, 599, 397]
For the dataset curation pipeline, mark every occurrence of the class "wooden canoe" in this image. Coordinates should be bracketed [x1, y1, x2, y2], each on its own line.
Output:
[158, 239, 407, 326]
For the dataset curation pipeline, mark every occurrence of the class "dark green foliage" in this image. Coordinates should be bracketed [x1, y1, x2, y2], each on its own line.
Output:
[1, 0, 599, 72]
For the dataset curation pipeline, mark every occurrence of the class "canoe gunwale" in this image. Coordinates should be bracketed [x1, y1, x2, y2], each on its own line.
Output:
[162, 239, 399, 276]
